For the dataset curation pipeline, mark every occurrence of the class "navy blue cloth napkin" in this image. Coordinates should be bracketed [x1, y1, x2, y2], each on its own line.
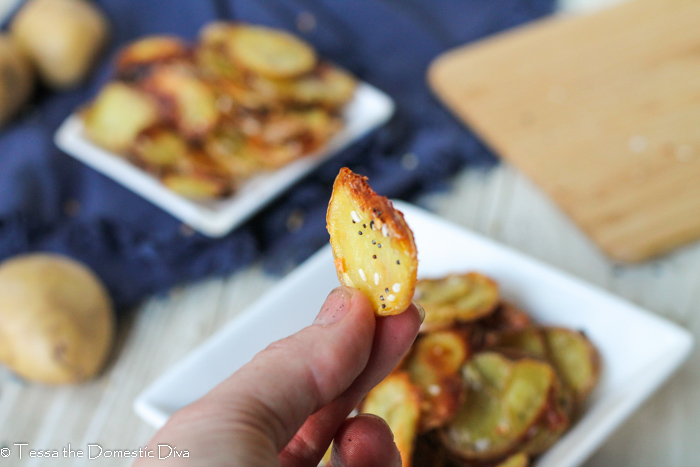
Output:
[0, 0, 554, 309]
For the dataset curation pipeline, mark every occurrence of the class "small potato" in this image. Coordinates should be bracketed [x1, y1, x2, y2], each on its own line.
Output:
[11, 0, 109, 89]
[0, 35, 34, 127]
[0, 254, 114, 384]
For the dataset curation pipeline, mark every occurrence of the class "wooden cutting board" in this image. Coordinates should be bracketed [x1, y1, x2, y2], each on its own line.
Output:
[429, 0, 700, 262]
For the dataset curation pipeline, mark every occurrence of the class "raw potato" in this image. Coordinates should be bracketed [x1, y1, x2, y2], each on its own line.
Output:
[0, 35, 34, 127]
[361, 372, 422, 467]
[327, 168, 418, 316]
[11, 0, 109, 89]
[0, 254, 114, 384]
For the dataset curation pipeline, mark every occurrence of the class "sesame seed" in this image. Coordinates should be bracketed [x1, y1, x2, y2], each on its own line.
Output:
[374, 273, 379, 285]
[382, 224, 389, 237]
[385, 288, 389, 293]
[350, 210, 361, 223]
[377, 243, 381, 248]
[382, 304, 386, 309]
[372, 255, 377, 259]
[358, 231, 363, 235]
[392, 283, 401, 293]
[396, 260, 400, 265]
[358, 268, 367, 282]
[380, 295, 384, 300]
[363, 224, 367, 228]
[372, 240, 376, 245]
[387, 294, 396, 302]
[370, 220, 375, 230]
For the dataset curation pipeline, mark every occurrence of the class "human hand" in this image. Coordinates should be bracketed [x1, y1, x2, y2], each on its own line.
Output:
[133, 286, 423, 467]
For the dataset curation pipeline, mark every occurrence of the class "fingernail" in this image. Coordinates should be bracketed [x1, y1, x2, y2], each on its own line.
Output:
[314, 287, 353, 325]
[413, 300, 425, 324]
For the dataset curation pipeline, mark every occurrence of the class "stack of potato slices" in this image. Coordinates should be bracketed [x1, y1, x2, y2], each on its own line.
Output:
[83, 23, 356, 199]
[358, 272, 601, 467]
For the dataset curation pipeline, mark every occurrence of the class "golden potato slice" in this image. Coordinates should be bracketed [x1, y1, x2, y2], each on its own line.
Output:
[405, 330, 469, 432]
[142, 66, 219, 138]
[495, 453, 529, 467]
[543, 327, 600, 407]
[441, 352, 555, 462]
[361, 372, 421, 467]
[116, 36, 189, 79]
[227, 24, 316, 79]
[83, 82, 160, 153]
[131, 127, 188, 172]
[417, 273, 499, 332]
[327, 168, 418, 316]
[486, 328, 548, 359]
[481, 302, 533, 333]
[251, 63, 356, 109]
[163, 150, 234, 199]
[203, 127, 262, 178]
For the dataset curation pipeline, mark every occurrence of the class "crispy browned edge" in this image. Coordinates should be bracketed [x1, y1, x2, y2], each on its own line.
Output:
[326, 167, 418, 301]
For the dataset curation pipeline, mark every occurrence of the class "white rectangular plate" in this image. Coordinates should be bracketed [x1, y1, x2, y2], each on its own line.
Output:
[134, 202, 693, 466]
[55, 83, 394, 236]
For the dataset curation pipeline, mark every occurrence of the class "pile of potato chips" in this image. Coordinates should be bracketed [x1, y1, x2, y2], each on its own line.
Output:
[83, 23, 356, 199]
[358, 272, 601, 467]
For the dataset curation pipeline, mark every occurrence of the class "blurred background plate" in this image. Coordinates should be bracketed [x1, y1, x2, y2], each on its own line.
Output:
[134, 202, 693, 467]
[55, 83, 394, 237]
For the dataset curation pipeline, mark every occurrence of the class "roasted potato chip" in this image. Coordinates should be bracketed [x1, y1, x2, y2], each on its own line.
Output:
[115, 36, 189, 79]
[142, 66, 219, 138]
[543, 327, 600, 407]
[203, 127, 262, 178]
[327, 168, 418, 316]
[131, 127, 188, 171]
[227, 24, 316, 79]
[83, 82, 160, 153]
[495, 452, 529, 467]
[361, 372, 421, 467]
[417, 273, 499, 332]
[441, 352, 556, 462]
[481, 302, 533, 333]
[405, 330, 470, 432]
[486, 328, 548, 359]
[251, 63, 356, 109]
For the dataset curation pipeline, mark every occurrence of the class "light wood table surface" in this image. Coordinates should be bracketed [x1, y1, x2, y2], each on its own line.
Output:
[1, 164, 699, 467]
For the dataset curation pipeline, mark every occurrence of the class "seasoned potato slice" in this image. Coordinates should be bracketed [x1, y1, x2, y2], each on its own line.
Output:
[83, 82, 160, 153]
[495, 453, 529, 467]
[327, 168, 418, 316]
[163, 150, 234, 199]
[405, 330, 469, 432]
[142, 66, 219, 138]
[481, 302, 533, 333]
[441, 352, 555, 462]
[131, 127, 188, 171]
[361, 372, 421, 467]
[227, 24, 316, 79]
[203, 127, 262, 178]
[252, 63, 356, 109]
[116, 36, 189, 79]
[543, 327, 600, 406]
[486, 328, 548, 359]
[417, 273, 499, 332]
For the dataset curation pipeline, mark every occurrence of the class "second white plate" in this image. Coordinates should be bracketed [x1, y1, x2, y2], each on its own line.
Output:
[55, 83, 394, 237]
